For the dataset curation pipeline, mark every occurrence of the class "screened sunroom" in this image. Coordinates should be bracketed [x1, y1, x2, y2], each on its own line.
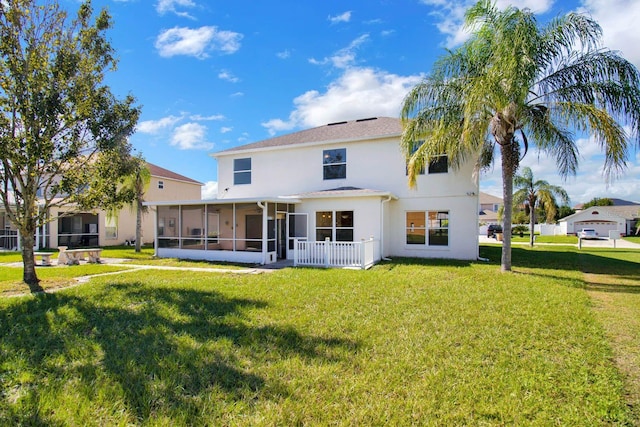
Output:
[147, 198, 305, 265]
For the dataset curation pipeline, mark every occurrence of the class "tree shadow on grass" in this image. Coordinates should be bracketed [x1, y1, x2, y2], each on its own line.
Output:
[0, 281, 358, 424]
[375, 256, 473, 271]
[480, 245, 640, 293]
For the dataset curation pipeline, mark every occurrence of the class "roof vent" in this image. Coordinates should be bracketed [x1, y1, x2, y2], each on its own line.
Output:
[356, 117, 377, 122]
[328, 121, 348, 126]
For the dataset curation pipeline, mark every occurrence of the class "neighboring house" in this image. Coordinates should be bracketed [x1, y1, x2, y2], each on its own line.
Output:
[478, 192, 503, 234]
[558, 205, 640, 237]
[0, 162, 202, 250]
[146, 117, 479, 267]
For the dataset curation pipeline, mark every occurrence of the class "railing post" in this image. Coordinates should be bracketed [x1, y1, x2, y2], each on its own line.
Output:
[360, 238, 366, 269]
[324, 237, 330, 268]
[294, 238, 299, 266]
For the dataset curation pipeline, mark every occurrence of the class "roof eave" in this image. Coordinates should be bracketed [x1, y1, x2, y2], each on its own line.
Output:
[210, 132, 401, 158]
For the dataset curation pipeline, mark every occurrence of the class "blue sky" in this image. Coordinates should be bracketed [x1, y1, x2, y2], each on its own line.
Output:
[72, 0, 639, 205]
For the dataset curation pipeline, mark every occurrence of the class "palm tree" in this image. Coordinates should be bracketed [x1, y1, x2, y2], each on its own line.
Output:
[513, 167, 569, 247]
[109, 156, 150, 253]
[401, 0, 640, 271]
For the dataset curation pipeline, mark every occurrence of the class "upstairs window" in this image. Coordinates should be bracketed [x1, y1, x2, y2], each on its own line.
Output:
[158, 180, 164, 189]
[406, 141, 425, 176]
[428, 155, 448, 174]
[234, 158, 252, 185]
[406, 143, 447, 175]
[323, 148, 346, 180]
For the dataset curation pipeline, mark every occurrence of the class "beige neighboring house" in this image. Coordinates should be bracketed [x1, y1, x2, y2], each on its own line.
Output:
[0, 162, 202, 250]
[478, 192, 503, 233]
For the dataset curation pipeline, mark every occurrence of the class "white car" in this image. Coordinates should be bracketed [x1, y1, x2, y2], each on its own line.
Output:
[578, 228, 598, 239]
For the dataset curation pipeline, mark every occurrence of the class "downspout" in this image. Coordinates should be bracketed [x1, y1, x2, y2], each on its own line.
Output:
[257, 201, 267, 264]
[380, 195, 392, 261]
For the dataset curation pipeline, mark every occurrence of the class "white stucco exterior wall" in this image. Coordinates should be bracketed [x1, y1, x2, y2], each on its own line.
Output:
[214, 131, 480, 261]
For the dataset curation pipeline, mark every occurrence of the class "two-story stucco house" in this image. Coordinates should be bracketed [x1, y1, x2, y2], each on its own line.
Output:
[147, 117, 479, 268]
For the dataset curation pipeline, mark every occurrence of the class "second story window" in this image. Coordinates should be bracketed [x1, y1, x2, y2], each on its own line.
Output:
[323, 148, 346, 180]
[234, 158, 252, 185]
[428, 155, 448, 174]
[158, 180, 164, 189]
[406, 141, 426, 176]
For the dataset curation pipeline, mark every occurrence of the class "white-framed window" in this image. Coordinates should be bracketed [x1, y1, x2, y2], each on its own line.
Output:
[234, 158, 252, 185]
[158, 180, 164, 189]
[406, 141, 426, 175]
[105, 217, 117, 240]
[323, 148, 346, 180]
[406, 211, 449, 246]
[316, 210, 353, 241]
[405, 142, 448, 175]
[428, 155, 448, 174]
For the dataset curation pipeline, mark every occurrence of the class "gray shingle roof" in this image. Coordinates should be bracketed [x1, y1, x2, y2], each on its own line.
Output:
[561, 205, 640, 221]
[213, 117, 401, 155]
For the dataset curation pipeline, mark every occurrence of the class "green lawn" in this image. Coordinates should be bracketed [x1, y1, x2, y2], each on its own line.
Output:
[510, 233, 578, 244]
[625, 235, 640, 244]
[0, 246, 638, 425]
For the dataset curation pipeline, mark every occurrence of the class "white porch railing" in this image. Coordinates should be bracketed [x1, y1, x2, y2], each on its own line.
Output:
[294, 238, 378, 269]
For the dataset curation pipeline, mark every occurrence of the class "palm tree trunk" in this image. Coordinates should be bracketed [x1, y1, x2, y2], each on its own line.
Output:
[135, 200, 142, 253]
[529, 203, 535, 247]
[527, 194, 537, 247]
[500, 146, 514, 272]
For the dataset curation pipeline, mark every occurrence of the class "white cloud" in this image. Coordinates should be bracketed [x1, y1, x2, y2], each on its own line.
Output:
[220, 126, 233, 133]
[190, 114, 225, 121]
[262, 67, 423, 135]
[578, 0, 640, 69]
[276, 49, 291, 59]
[480, 137, 640, 205]
[136, 115, 183, 134]
[156, 0, 196, 19]
[170, 123, 214, 150]
[230, 92, 244, 97]
[155, 26, 243, 58]
[308, 34, 369, 69]
[420, 0, 554, 48]
[201, 181, 218, 199]
[218, 69, 240, 83]
[329, 11, 352, 24]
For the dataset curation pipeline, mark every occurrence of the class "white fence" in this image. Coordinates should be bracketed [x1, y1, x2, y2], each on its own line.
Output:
[294, 238, 378, 269]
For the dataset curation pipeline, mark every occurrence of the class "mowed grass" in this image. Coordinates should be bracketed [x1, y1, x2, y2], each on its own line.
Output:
[0, 264, 131, 296]
[0, 247, 638, 425]
[510, 233, 578, 244]
[576, 247, 640, 421]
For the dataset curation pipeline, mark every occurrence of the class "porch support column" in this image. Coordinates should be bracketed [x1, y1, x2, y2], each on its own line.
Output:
[152, 207, 158, 257]
[257, 201, 267, 264]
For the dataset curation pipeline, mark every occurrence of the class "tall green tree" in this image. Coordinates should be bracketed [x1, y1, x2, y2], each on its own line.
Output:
[513, 167, 569, 247]
[0, 0, 140, 290]
[401, 0, 640, 271]
[109, 156, 150, 253]
[582, 197, 614, 208]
